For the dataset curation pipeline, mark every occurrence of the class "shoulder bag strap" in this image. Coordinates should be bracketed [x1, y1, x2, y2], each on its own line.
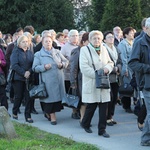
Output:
[87, 46, 96, 71]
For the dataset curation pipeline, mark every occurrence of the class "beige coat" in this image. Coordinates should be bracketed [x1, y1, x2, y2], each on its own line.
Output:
[79, 43, 114, 103]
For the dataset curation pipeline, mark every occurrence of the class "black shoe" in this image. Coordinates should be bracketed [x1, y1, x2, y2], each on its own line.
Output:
[26, 118, 34, 123]
[99, 132, 110, 138]
[125, 108, 133, 113]
[51, 121, 57, 125]
[111, 119, 117, 124]
[141, 140, 150, 146]
[71, 113, 80, 119]
[84, 127, 92, 133]
[107, 122, 114, 126]
[116, 99, 122, 105]
[12, 114, 18, 120]
[44, 113, 51, 121]
[31, 110, 38, 114]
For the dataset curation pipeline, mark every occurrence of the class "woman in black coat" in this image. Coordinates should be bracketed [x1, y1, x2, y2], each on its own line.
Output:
[70, 32, 89, 123]
[10, 35, 34, 123]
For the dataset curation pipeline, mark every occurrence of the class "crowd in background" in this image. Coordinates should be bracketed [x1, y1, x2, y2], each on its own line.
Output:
[0, 17, 150, 146]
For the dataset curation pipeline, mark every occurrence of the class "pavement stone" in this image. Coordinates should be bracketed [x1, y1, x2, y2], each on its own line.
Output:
[8, 100, 149, 150]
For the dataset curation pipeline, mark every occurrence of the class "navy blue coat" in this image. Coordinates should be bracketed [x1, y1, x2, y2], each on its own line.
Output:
[10, 47, 34, 81]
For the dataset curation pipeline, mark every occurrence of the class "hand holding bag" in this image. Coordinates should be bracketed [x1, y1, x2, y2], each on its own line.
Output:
[95, 69, 110, 89]
[87, 46, 110, 89]
[29, 73, 48, 99]
[62, 88, 79, 108]
[119, 76, 134, 97]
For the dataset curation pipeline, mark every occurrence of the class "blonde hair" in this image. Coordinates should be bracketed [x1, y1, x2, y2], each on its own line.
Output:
[89, 30, 104, 42]
[17, 35, 28, 46]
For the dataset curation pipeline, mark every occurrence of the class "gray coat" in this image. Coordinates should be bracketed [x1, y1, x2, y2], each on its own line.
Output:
[118, 39, 133, 78]
[32, 48, 69, 103]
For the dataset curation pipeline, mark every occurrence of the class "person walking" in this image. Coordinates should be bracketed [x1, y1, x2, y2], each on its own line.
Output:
[128, 17, 150, 146]
[80, 30, 113, 138]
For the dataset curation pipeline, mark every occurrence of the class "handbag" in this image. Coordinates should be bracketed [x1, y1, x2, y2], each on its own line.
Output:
[29, 73, 48, 99]
[7, 68, 15, 82]
[95, 69, 110, 89]
[62, 88, 79, 108]
[119, 76, 134, 97]
[87, 46, 110, 89]
[0, 73, 6, 85]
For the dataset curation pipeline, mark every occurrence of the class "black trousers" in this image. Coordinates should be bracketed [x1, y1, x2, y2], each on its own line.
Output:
[0, 85, 8, 110]
[12, 80, 31, 119]
[121, 96, 131, 109]
[10, 84, 14, 99]
[107, 83, 119, 119]
[138, 101, 147, 124]
[82, 102, 108, 134]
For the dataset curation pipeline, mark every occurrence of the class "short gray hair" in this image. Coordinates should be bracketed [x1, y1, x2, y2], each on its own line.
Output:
[89, 30, 104, 42]
[145, 17, 150, 28]
[68, 29, 79, 37]
[41, 30, 51, 37]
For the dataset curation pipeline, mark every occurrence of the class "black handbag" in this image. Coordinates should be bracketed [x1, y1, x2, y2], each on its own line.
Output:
[87, 46, 110, 89]
[7, 68, 15, 82]
[119, 76, 134, 97]
[62, 88, 79, 108]
[29, 73, 48, 99]
[95, 69, 110, 89]
[0, 73, 6, 85]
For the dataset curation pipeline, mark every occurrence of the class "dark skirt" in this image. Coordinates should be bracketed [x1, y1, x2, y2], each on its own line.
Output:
[43, 101, 63, 114]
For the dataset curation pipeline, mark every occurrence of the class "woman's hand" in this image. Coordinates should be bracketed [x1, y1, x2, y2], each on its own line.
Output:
[44, 64, 51, 70]
[104, 68, 109, 74]
[57, 63, 63, 69]
[24, 71, 30, 78]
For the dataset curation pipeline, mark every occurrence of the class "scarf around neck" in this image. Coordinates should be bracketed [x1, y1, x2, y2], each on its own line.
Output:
[104, 44, 118, 65]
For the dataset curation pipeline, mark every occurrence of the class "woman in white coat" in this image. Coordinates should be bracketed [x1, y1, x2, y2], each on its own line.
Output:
[80, 30, 113, 138]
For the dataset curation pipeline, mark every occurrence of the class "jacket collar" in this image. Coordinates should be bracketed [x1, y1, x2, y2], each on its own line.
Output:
[141, 34, 150, 46]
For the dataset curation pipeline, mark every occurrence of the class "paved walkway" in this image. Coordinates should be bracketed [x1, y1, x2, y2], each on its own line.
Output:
[8, 100, 149, 150]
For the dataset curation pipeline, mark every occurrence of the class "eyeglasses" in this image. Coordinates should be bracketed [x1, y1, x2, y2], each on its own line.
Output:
[106, 36, 114, 39]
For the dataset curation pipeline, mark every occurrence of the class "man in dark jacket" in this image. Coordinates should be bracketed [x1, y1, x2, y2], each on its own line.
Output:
[133, 18, 147, 131]
[128, 17, 150, 146]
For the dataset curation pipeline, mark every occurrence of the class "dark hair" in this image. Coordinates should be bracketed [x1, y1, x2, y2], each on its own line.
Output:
[16, 27, 23, 33]
[80, 32, 89, 47]
[123, 27, 134, 38]
[103, 31, 114, 40]
[56, 32, 64, 39]
[4, 33, 12, 40]
[24, 25, 34, 35]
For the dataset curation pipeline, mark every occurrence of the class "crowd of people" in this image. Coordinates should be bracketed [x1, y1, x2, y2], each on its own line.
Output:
[0, 17, 150, 146]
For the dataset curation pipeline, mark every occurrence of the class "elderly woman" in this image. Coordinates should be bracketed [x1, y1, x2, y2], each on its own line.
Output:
[118, 27, 135, 113]
[80, 30, 114, 138]
[70, 32, 89, 123]
[32, 35, 69, 125]
[103, 31, 122, 126]
[10, 35, 34, 123]
[61, 29, 80, 119]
